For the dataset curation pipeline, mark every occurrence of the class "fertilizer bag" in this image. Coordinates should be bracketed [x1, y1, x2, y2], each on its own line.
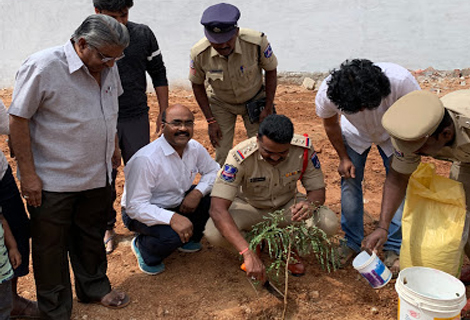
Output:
[400, 163, 466, 277]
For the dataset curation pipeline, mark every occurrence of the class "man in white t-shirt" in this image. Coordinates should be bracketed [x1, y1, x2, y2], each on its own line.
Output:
[315, 59, 420, 273]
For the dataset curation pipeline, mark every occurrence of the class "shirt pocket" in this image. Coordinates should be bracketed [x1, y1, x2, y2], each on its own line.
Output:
[206, 71, 229, 90]
[242, 178, 269, 200]
[238, 64, 260, 89]
[281, 172, 300, 192]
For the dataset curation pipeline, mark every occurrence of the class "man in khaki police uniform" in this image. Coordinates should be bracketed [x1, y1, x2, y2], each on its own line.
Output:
[189, 2, 278, 165]
[363, 90, 470, 265]
[205, 115, 338, 281]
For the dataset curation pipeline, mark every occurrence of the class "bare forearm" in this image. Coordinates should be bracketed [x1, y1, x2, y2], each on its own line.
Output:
[306, 188, 326, 207]
[1, 216, 18, 251]
[210, 198, 249, 252]
[192, 83, 213, 120]
[322, 116, 349, 160]
[378, 168, 410, 229]
[264, 69, 277, 111]
[154, 85, 169, 115]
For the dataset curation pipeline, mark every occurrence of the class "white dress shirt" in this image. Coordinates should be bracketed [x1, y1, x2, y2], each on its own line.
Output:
[315, 62, 420, 157]
[122, 135, 220, 226]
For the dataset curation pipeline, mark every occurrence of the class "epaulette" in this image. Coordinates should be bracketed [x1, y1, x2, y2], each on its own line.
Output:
[290, 134, 312, 148]
[231, 137, 258, 163]
[455, 114, 470, 130]
[190, 38, 212, 57]
[238, 28, 264, 46]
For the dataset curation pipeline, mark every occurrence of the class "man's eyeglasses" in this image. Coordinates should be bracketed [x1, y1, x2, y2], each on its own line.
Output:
[163, 120, 194, 128]
[90, 45, 125, 63]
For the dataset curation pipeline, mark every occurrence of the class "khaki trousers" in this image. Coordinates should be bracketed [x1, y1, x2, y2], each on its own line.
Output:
[209, 91, 264, 165]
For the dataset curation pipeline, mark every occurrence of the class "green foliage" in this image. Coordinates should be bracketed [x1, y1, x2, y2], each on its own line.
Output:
[246, 208, 336, 281]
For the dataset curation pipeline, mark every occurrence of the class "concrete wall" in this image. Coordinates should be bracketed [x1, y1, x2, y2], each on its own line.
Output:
[1, 0, 470, 88]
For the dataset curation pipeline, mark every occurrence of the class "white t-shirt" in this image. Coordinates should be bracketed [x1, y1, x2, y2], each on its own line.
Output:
[315, 62, 420, 156]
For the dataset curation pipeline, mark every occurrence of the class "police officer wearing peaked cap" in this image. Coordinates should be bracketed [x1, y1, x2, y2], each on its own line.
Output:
[189, 2, 278, 165]
[363, 90, 470, 269]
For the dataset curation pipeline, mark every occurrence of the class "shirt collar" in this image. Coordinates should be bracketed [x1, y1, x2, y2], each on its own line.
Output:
[161, 135, 190, 156]
[64, 40, 85, 74]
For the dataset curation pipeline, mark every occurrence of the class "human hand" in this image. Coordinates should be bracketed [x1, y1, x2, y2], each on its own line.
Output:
[290, 200, 312, 222]
[362, 228, 388, 253]
[242, 250, 267, 283]
[259, 106, 272, 123]
[338, 158, 355, 179]
[170, 213, 193, 243]
[180, 189, 203, 214]
[208, 122, 222, 148]
[21, 173, 43, 207]
[8, 247, 21, 269]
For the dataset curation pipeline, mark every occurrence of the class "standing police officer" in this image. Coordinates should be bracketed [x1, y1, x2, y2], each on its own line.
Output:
[189, 3, 278, 165]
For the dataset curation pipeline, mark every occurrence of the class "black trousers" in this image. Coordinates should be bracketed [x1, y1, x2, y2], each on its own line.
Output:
[28, 185, 112, 320]
[122, 186, 211, 266]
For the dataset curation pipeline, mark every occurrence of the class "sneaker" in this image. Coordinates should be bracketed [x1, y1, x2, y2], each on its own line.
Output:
[131, 237, 165, 275]
[336, 240, 357, 268]
[178, 241, 202, 253]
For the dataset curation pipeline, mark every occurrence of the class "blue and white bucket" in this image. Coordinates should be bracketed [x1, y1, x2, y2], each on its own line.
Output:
[352, 251, 391, 289]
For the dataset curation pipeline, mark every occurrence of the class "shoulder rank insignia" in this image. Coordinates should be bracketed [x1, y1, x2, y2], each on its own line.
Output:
[290, 134, 312, 148]
[232, 138, 258, 163]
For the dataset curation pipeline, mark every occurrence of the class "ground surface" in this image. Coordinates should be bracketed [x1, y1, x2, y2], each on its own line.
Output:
[1, 70, 469, 319]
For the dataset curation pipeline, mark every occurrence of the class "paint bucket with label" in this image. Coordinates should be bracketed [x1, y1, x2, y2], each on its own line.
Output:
[352, 251, 391, 289]
[395, 267, 466, 320]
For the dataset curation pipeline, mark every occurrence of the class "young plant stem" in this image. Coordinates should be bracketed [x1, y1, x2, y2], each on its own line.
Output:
[282, 237, 292, 320]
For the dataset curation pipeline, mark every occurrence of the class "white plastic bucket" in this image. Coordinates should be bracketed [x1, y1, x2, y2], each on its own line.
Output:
[395, 267, 466, 320]
[352, 251, 391, 289]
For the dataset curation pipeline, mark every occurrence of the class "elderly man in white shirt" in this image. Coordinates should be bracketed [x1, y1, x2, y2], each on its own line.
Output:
[315, 59, 420, 274]
[122, 104, 219, 275]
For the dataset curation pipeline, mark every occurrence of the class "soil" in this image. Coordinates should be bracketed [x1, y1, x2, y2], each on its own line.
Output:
[1, 70, 469, 320]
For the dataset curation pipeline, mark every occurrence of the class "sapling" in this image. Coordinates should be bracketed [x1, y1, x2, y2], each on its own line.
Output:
[246, 207, 336, 319]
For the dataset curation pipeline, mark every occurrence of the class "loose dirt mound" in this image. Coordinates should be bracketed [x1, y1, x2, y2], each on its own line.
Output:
[1, 72, 468, 319]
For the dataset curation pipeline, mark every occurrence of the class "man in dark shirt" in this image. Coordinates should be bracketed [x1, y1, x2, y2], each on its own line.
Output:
[93, 0, 169, 253]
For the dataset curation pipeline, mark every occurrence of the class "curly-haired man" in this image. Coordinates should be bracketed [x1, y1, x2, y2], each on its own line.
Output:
[315, 59, 420, 275]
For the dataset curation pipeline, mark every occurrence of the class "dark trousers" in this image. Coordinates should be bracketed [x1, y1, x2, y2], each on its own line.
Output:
[28, 186, 112, 320]
[0, 166, 30, 277]
[107, 112, 150, 230]
[122, 186, 211, 266]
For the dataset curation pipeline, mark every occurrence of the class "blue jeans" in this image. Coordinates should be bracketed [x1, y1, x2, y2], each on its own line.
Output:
[341, 142, 403, 254]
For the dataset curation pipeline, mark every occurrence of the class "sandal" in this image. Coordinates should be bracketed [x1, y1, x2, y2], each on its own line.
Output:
[336, 240, 357, 268]
[384, 250, 400, 279]
[104, 229, 116, 255]
[98, 290, 130, 309]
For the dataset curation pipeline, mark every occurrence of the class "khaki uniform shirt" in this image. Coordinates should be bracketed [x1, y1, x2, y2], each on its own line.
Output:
[189, 28, 278, 105]
[211, 135, 325, 209]
[392, 96, 470, 174]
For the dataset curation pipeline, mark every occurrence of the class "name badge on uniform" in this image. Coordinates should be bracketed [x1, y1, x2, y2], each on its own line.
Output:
[249, 177, 266, 183]
[221, 164, 238, 182]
